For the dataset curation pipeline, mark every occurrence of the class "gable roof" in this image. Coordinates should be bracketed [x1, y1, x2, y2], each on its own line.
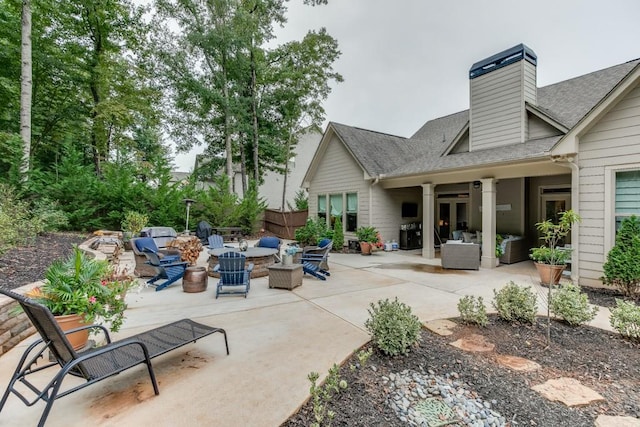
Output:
[328, 58, 640, 180]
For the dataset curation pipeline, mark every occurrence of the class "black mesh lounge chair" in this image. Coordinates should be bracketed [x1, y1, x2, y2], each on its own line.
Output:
[142, 248, 189, 291]
[0, 288, 228, 427]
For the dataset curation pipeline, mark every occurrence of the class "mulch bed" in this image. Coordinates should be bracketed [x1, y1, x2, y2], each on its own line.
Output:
[2, 234, 639, 426]
[0, 232, 89, 291]
[284, 317, 640, 426]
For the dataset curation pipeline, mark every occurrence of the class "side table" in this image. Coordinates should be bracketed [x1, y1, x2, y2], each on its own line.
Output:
[268, 263, 303, 290]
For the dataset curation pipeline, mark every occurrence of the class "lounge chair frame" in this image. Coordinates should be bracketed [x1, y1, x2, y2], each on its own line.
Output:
[0, 288, 228, 427]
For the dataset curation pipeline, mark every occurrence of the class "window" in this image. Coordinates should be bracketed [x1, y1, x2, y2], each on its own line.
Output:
[330, 194, 343, 227]
[318, 195, 327, 222]
[615, 170, 640, 230]
[346, 193, 358, 231]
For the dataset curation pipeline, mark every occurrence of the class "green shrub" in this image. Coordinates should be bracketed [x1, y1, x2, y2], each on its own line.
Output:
[295, 217, 332, 246]
[610, 299, 640, 340]
[365, 297, 422, 356]
[308, 364, 347, 427]
[31, 199, 69, 233]
[0, 184, 34, 253]
[121, 210, 149, 235]
[236, 180, 267, 235]
[457, 295, 488, 327]
[332, 217, 344, 251]
[603, 215, 640, 298]
[492, 281, 538, 324]
[550, 283, 598, 326]
[288, 189, 308, 211]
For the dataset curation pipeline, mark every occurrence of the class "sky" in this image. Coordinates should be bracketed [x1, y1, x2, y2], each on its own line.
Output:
[173, 0, 640, 171]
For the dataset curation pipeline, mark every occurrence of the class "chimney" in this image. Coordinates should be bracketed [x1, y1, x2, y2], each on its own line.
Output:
[468, 44, 537, 151]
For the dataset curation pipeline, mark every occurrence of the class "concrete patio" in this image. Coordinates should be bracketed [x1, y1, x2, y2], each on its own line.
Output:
[0, 246, 612, 426]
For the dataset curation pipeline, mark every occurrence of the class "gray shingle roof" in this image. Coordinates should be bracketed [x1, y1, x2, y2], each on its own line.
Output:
[329, 58, 639, 179]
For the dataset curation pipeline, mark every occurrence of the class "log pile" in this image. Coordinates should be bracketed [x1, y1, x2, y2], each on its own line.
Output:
[168, 237, 203, 266]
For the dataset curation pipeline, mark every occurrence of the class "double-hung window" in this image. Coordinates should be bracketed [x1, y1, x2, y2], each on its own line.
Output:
[615, 170, 640, 231]
[346, 193, 358, 231]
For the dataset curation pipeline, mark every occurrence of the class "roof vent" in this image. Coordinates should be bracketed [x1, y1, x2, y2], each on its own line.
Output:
[469, 44, 537, 79]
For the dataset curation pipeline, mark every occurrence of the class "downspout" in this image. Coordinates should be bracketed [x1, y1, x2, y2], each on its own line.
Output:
[552, 155, 580, 282]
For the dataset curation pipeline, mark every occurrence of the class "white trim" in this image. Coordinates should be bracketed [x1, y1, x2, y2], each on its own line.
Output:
[604, 163, 640, 256]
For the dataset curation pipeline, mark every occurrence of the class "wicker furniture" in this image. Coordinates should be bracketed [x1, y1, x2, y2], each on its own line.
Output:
[440, 242, 480, 270]
[268, 263, 303, 290]
[499, 236, 530, 264]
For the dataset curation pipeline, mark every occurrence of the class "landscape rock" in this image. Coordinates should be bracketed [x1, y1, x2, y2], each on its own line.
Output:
[532, 377, 605, 407]
[449, 334, 495, 352]
[496, 354, 541, 372]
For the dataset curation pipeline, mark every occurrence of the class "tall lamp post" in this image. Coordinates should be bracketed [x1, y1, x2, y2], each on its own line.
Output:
[183, 198, 195, 234]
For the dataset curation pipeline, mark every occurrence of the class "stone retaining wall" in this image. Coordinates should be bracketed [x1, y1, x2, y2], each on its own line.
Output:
[0, 240, 108, 356]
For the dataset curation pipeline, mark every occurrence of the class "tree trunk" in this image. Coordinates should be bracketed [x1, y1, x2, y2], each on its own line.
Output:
[20, 0, 32, 180]
[250, 46, 259, 183]
[222, 66, 233, 194]
[281, 133, 293, 211]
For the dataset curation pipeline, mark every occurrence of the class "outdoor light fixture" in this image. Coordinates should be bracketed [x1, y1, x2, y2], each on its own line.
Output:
[473, 181, 481, 189]
[183, 198, 195, 234]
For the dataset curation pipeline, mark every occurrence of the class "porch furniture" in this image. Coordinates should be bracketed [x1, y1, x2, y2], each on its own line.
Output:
[195, 220, 212, 244]
[440, 242, 480, 270]
[140, 226, 178, 249]
[268, 263, 303, 290]
[212, 252, 253, 298]
[208, 234, 232, 249]
[130, 237, 181, 277]
[208, 247, 278, 278]
[301, 240, 332, 280]
[255, 237, 282, 262]
[143, 249, 189, 291]
[499, 235, 530, 264]
[211, 227, 244, 242]
[0, 288, 228, 427]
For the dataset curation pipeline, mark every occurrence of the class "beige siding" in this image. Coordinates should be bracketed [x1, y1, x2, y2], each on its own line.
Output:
[372, 187, 422, 243]
[470, 62, 525, 150]
[308, 134, 370, 242]
[578, 83, 640, 285]
[523, 61, 537, 104]
[451, 132, 469, 154]
[527, 113, 562, 140]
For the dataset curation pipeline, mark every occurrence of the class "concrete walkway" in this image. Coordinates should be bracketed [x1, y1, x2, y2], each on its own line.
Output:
[0, 247, 612, 426]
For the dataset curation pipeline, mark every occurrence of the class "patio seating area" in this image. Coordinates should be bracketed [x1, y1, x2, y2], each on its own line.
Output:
[0, 240, 614, 427]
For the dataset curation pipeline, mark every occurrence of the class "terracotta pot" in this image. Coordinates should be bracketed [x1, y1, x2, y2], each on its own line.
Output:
[55, 314, 89, 351]
[534, 262, 565, 286]
[359, 241, 372, 255]
[183, 266, 208, 293]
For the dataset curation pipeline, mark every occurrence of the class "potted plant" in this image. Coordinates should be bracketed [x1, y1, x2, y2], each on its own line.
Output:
[356, 226, 378, 255]
[495, 234, 504, 266]
[28, 247, 135, 349]
[530, 210, 580, 286]
[121, 210, 149, 250]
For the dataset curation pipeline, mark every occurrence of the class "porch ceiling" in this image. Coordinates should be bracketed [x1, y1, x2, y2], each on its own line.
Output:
[380, 158, 569, 189]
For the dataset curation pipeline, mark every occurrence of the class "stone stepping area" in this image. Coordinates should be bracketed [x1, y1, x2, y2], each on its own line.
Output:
[423, 319, 639, 425]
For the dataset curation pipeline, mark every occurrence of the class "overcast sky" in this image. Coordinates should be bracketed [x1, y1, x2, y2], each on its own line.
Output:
[173, 0, 640, 171]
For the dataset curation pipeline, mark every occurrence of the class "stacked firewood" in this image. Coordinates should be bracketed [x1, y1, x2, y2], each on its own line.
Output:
[168, 237, 203, 265]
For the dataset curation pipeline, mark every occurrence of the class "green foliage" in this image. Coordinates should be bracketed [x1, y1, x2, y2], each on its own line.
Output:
[293, 189, 308, 211]
[355, 226, 378, 243]
[365, 297, 422, 356]
[550, 283, 598, 326]
[295, 217, 331, 246]
[191, 176, 238, 228]
[492, 282, 538, 324]
[31, 199, 69, 233]
[236, 180, 267, 235]
[530, 210, 580, 265]
[308, 364, 347, 427]
[610, 299, 640, 340]
[332, 216, 344, 251]
[495, 234, 504, 258]
[0, 184, 34, 254]
[38, 247, 135, 332]
[457, 295, 488, 327]
[121, 210, 149, 235]
[603, 215, 640, 298]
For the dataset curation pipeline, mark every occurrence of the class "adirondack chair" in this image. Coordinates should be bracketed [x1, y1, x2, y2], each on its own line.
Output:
[0, 288, 228, 427]
[142, 248, 189, 291]
[301, 239, 332, 281]
[130, 237, 181, 278]
[207, 234, 232, 249]
[212, 252, 253, 298]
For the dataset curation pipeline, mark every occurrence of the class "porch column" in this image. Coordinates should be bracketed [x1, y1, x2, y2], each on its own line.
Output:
[481, 178, 497, 269]
[421, 183, 435, 258]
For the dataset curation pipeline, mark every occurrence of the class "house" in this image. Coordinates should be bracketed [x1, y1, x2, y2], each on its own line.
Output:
[194, 129, 321, 209]
[303, 43, 640, 287]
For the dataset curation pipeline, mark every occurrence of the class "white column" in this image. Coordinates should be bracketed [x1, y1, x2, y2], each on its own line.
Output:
[481, 178, 497, 269]
[421, 183, 435, 258]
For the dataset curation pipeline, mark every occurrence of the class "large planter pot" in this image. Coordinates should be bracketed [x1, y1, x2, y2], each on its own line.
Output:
[359, 242, 372, 255]
[534, 262, 565, 286]
[183, 266, 208, 293]
[55, 314, 89, 351]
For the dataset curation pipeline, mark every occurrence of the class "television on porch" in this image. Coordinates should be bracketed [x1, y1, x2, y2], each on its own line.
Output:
[401, 202, 418, 218]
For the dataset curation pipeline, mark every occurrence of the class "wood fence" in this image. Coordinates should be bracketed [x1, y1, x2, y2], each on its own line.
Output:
[263, 209, 308, 240]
